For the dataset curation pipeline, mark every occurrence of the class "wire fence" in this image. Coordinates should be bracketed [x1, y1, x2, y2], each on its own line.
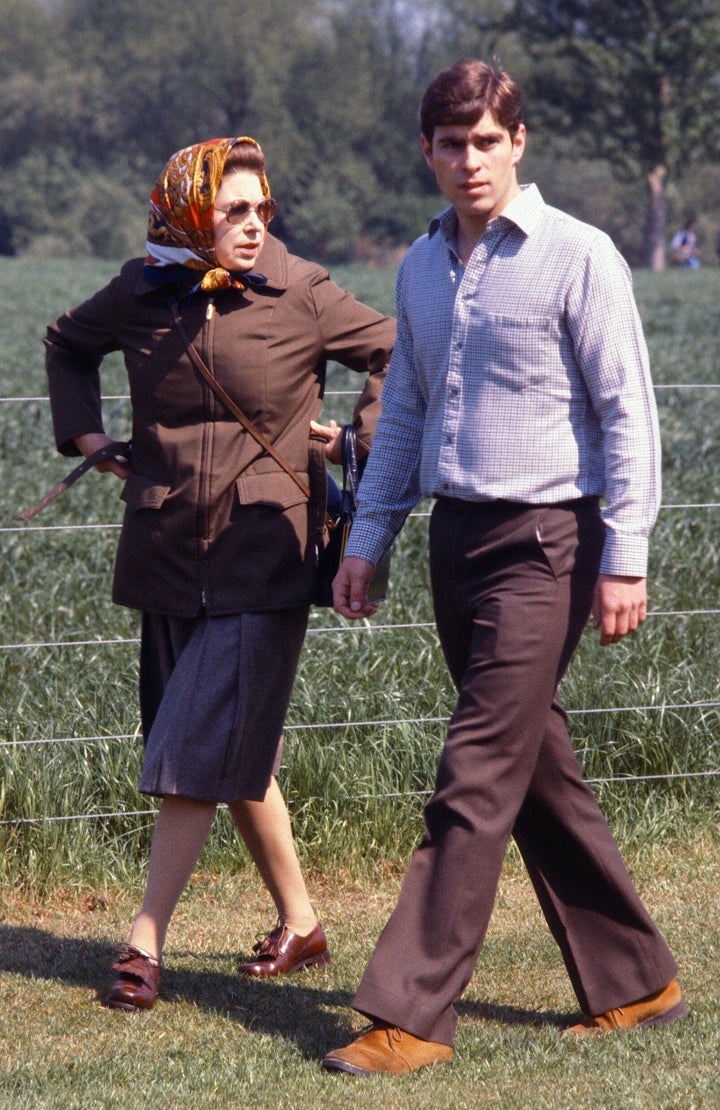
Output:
[1, 385, 719, 828]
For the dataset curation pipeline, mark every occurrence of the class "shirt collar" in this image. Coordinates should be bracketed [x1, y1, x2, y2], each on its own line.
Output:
[428, 183, 545, 249]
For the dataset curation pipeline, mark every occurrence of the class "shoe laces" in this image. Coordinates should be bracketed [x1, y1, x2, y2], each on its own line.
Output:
[251, 921, 285, 957]
[117, 944, 160, 968]
[362, 1020, 403, 1045]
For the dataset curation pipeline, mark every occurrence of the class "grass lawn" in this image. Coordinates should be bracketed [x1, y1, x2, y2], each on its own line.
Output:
[1, 836, 718, 1109]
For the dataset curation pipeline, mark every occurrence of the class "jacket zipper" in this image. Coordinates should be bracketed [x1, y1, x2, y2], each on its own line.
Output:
[198, 297, 216, 608]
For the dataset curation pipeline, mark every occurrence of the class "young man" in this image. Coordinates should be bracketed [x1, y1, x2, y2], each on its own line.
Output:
[322, 59, 686, 1077]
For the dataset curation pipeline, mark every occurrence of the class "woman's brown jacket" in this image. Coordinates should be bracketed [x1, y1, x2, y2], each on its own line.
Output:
[45, 234, 395, 615]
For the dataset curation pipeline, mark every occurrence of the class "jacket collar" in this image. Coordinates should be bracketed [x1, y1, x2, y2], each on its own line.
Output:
[254, 233, 290, 290]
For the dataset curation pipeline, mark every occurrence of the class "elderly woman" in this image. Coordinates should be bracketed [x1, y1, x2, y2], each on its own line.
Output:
[45, 136, 394, 1011]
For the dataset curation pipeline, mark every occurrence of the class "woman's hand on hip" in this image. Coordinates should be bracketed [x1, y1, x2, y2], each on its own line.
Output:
[73, 432, 131, 480]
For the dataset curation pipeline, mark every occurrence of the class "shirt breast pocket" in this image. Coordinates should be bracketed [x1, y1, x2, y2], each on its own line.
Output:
[478, 313, 561, 394]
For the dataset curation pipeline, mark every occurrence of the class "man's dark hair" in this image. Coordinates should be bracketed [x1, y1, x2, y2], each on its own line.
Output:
[420, 59, 524, 142]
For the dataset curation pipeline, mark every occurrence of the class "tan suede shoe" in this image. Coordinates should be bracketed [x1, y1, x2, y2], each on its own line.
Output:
[565, 978, 688, 1035]
[322, 1021, 453, 1076]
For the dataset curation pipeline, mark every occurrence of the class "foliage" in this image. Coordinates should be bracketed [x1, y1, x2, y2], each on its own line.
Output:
[4, 0, 720, 267]
[0, 0, 441, 262]
[505, 2, 720, 172]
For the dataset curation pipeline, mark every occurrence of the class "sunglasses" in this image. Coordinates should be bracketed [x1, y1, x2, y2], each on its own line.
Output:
[214, 197, 278, 226]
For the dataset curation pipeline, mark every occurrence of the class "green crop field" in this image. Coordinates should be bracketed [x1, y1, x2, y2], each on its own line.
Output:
[1, 259, 718, 886]
[0, 259, 719, 1109]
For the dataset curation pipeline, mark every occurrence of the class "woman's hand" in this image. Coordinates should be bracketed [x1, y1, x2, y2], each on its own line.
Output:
[310, 419, 342, 464]
[73, 433, 131, 480]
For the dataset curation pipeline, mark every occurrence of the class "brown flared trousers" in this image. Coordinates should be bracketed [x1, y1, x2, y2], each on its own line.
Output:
[353, 498, 678, 1046]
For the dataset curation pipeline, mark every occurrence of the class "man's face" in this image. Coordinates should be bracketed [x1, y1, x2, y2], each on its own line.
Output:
[421, 111, 526, 232]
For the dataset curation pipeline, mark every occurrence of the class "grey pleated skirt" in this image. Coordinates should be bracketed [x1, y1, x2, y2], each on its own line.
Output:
[137, 608, 309, 803]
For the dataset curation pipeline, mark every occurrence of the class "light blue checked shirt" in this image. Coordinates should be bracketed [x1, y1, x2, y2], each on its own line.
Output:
[347, 184, 661, 577]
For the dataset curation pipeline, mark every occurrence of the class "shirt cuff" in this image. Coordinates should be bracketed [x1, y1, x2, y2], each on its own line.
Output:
[344, 515, 395, 567]
[599, 529, 649, 578]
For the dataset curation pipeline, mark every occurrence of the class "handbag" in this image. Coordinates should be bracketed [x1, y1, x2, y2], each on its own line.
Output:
[313, 423, 392, 607]
[169, 301, 390, 607]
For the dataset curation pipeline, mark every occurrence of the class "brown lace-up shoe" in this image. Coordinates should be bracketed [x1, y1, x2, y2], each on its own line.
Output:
[565, 978, 688, 1035]
[107, 944, 161, 1011]
[238, 922, 330, 977]
[321, 1021, 453, 1076]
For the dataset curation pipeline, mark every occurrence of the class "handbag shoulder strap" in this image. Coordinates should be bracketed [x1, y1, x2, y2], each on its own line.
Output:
[340, 423, 359, 505]
[169, 298, 311, 501]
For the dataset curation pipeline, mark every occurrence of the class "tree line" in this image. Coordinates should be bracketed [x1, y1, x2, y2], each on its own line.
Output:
[1, 0, 718, 268]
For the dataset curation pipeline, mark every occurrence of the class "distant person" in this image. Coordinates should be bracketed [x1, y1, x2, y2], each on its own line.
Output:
[45, 136, 394, 1012]
[322, 59, 686, 1078]
[669, 218, 700, 268]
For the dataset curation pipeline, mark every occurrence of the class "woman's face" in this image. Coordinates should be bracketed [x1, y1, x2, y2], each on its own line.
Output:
[213, 170, 268, 272]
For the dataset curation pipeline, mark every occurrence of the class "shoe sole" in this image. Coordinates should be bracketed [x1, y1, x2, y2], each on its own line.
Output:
[107, 998, 153, 1012]
[291, 951, 332, 973]
[321, 1058, 373, 1077]
[638, 998, 689, 1027]
[565, 996, 690, 1034]
[239, 950, 331, 977]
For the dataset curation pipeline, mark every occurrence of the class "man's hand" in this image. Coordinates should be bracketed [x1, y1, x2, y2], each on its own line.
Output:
[592, 573, 647, 646]
[333, 556, 379, 619]
[74, 433, 131, 480]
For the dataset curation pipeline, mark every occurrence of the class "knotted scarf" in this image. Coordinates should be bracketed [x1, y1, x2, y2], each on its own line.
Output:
[144, 136, 270, 292]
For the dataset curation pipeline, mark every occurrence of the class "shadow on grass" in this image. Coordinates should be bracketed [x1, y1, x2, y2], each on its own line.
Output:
[0, 924, 354, 1057]
[457, 998, 575, 1030]
[0, 923, 577, 1055]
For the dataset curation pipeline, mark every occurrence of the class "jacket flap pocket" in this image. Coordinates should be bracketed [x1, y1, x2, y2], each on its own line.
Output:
[236, 467, 308, 510]
[120, 474, 171, 510]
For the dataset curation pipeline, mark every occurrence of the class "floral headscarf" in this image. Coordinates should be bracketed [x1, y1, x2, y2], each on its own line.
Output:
[144, 136, 270, 292]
